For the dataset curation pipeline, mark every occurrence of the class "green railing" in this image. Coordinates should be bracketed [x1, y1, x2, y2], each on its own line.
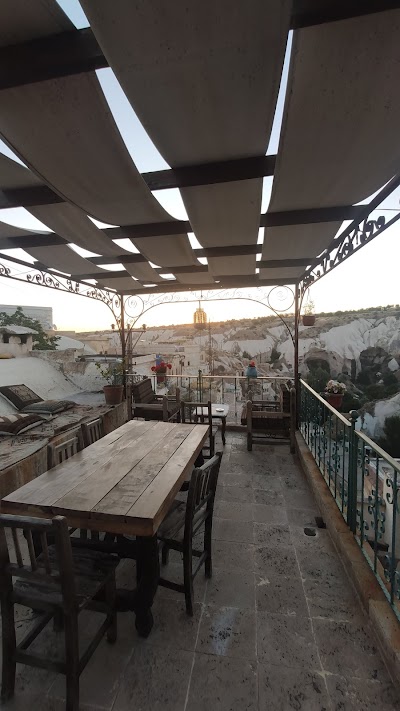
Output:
[128, 372, 291, 425]
[300, 379, 400, 620]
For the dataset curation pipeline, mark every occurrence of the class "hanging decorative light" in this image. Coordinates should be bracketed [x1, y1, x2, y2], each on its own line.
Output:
[193, 297, 207, 330]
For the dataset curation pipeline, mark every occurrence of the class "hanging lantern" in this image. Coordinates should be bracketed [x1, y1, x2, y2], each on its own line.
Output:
[193, 300, 207, 330]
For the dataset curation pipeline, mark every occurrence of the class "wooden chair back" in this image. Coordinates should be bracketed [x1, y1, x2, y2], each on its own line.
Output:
[0, 514, 75, 601]
[185, 452, 222, 536]
[181, 400, 214, 456]
[82, 418, 104, 447]
[180, 400, 212, 424]
[132, 378, 156, 404]
[48, 436, 79, 469]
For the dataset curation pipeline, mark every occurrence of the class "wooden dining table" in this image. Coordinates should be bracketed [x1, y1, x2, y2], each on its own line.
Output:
[0, 419, 209, 636]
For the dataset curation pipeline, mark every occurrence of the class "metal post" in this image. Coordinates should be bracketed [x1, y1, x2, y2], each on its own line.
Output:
[120, 295, 126, 367]
[347, 410, 359, 533]
[294, 284, 300, 427]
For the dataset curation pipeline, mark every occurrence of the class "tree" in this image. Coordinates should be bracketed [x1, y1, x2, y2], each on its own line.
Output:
[242, 350, 252, 360]
[377, 415, 400, 457]
[306, 367, 329, 393]
[270, 346, 281, 363]
[0, 306, 59, 350]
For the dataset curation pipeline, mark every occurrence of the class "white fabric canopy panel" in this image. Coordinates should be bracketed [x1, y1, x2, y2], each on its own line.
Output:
[81, 0, 291, 278]
[263, 10, 400, 269]
[0, 0, 201, 280]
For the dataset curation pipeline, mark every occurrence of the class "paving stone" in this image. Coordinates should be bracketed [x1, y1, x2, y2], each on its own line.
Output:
[257, 612, 319, 670]
[112, 646, 192, 711]
[314, 618, 389, 681]
[304, 577, 364, 623]
[253, 488, 285, 506]
[251, 474, 283, 492]
[217, 485, 255, 503]
[253, 523, 291, 548]
[254, 544, 299, 578]
[297, 549, 346, 585]
[187, 653, 257, 711]
[212, 540, 255, 572]
[253, 503, 288, 525]
[289, 524, 336, 552]
[141, 597, 201, 652]
[326, 674, 400, 710]
[286, 507, 321, 528]
[255, 574, 309, 617]
[205, 569, 255, 609]
[283, 487, 320, 510]
[258, 664, 330, 711]
[212, 517, 254, 544]
[215, 500, 254, 522]
[197, 605, 256, 660]
[218, 470, 253, 488]
[50, 610, 135, 710]
[157, 562, 208, 604]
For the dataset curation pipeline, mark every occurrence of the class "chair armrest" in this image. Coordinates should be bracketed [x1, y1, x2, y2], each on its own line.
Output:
[132, 401, 163, 410]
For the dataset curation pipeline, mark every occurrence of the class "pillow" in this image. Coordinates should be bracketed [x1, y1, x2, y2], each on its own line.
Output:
[22, 400, 75, 415]
[0, 413, 44, 435]
[0, 384, 42, 410]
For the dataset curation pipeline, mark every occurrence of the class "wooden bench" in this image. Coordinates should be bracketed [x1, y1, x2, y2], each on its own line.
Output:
[243, 383, 296, 453]
[131, 377, 180, 422]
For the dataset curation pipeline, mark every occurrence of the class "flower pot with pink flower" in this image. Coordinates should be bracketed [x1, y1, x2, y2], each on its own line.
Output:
[323, 380, 346, 410]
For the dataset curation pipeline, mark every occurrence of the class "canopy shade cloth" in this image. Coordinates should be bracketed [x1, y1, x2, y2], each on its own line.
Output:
[0, 1, 399, 295]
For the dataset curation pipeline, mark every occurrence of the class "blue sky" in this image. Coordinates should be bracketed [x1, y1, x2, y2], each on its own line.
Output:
[0, 0, 399, 330]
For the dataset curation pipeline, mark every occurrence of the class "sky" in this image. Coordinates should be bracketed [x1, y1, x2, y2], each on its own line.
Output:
[0, 0, 399, 332]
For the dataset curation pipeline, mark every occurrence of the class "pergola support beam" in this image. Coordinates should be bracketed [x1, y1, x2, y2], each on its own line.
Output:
[1, 3, 399, 90]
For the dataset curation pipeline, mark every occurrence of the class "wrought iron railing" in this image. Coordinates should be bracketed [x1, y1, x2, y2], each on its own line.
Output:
[126, 372, 292, 424]
[299, 379, 400, 620]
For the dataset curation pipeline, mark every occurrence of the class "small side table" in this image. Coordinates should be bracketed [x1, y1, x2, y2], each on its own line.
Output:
[196, 404, 230, 445]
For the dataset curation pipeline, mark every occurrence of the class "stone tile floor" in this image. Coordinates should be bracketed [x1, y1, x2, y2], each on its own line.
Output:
[1, 432, 400, 710]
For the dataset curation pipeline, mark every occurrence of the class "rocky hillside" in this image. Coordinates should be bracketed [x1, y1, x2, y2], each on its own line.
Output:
[139, 308, 400, 437]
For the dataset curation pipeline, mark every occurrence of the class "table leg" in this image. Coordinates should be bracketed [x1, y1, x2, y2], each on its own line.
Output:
[221, 416, 226, 445]
[133, 535, 160, 638]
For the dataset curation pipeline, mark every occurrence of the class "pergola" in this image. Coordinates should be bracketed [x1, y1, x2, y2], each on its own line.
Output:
[0, 0, 400, 379]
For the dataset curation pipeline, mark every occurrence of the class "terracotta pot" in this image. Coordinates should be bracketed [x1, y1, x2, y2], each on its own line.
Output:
[156, 369, 167, 384]
[324, 392, 343, 410]
[103, 385, 124, 406]
[302, 314, 316, 326]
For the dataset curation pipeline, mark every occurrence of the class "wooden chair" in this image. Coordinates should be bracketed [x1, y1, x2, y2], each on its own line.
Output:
[0, 514, 118, 711]
[244, 386, 296, 453]
[131, 377, 180, 422]
[48, 436, 79, 469]
[158, 452, 222, 615]
[81, 417, 104, 447]
[180, 400, 217, 458]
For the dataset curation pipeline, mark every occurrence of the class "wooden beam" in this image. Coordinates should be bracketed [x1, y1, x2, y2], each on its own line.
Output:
[292, 0, 400, 29]
[0, 234, 66, 248]
[258, 258, 313, 268]
[142, 155, 275, 190]
[0, 156, 275, 209]
[1, 4, 399, 90]
[122, 276, 296, 295]
[0, 186, 63, 210]
[261, 205, 364, 227]
[70, 270, 127, 280]
[0, 28, 107, 90]
[104, 222, 191, 240]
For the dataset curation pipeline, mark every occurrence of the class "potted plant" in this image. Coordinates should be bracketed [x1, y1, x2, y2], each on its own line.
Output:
[151, 361, 172, 384]
[95, 361, 124, 405]
[302, 299, 316, 326]
[323, 379, 346, 409]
